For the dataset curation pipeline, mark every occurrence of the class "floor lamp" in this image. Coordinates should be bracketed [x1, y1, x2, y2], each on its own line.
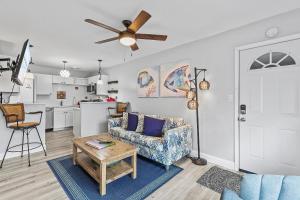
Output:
[186, 67, 210, 165]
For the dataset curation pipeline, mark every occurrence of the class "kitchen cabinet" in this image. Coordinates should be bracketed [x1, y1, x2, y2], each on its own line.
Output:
[88, 75, 99, 84]
[52, 75, 74, 85]
[18, 73, 34, 103]
[0, 71, 20, 93]
[74, 78, 88, 86]
[35, 73, 52, 95]
[53, 107, 74, 131]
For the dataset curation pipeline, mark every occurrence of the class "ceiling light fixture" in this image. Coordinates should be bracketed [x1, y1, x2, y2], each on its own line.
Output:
[60, 60, 70, 78]
[97, 59, 103, 85]
[119, 32, 136, 46]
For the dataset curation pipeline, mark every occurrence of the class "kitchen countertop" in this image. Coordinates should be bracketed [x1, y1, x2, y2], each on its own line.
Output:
[46, 105, 79, 108]
[80, 102, 115, 104]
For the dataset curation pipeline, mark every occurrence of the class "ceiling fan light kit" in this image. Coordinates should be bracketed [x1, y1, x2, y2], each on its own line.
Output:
[85, 10, 167, 51]
[119, 32, 136, 46]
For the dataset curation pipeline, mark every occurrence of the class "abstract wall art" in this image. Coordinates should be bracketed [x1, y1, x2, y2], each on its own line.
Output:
[137, 66, 160, 97]
[160, 61, 191, 97]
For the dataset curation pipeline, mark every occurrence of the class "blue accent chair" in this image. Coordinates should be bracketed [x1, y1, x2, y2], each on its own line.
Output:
[221, 174, 300, 200]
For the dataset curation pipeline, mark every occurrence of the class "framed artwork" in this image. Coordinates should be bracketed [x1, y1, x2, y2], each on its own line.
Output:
[137, 66, 160, 97]
[160, 61, 191, 97]
[57, 91, 66, 99]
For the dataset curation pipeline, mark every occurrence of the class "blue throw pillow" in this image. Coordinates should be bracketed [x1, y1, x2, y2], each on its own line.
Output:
[143, 116, 165, 137]
[127, 113, 138, 131]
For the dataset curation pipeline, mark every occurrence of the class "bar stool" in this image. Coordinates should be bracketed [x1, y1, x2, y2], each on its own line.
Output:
[108, 102, 129, 118]
[0, 103, 47, 168]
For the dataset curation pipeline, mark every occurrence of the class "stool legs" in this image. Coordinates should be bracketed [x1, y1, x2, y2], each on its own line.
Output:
[26, 130, 31, 167]
[0, 130, 15, 168]
[35, 127, 47, 156]
[21, 129, 25, 158]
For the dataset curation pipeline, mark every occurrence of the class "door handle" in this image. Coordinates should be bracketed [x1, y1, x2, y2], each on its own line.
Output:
[239, 117, 246, 122]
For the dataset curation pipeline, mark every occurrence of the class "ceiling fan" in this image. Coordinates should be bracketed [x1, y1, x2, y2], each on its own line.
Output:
[84, 10, 167, 51]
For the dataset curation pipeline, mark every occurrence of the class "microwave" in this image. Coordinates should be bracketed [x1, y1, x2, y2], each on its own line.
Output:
[87, 84, 96, 94]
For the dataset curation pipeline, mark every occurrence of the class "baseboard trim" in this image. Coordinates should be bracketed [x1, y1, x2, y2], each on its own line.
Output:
[0, 147, 45, 161]
[191, 150, 235, 170]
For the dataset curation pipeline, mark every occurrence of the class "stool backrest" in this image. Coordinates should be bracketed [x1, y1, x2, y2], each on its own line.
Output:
[116, 102, 128, 114]
[0, 103, 25, 123]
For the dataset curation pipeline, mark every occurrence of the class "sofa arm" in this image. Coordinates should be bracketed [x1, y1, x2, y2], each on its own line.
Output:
[163, 124, 192, 151]
[108, 117, 122, 133]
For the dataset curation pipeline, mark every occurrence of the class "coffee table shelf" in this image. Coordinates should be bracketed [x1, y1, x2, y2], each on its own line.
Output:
[76, 153, 134, 184]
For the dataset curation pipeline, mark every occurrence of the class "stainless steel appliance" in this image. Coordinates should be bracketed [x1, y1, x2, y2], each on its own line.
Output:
[46, 107, 54, 130]
[87, 83, 96, 94]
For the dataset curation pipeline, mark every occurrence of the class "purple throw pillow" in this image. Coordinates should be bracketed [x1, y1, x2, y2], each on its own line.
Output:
[127, 113, 138, 131]
[143, 116, 165, 137]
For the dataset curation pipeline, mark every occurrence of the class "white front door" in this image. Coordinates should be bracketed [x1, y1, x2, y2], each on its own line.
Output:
[239, 38, 300, 175]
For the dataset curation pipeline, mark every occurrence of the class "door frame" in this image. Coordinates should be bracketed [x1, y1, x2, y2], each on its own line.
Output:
[234, 33, 300, 171]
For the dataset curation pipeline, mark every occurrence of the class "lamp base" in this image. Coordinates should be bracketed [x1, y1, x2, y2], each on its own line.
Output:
[191, 157, 207, 166]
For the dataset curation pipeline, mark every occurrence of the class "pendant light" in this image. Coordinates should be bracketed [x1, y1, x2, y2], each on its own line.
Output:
[97, 59, 103, 85]
[199, 70, 210, 90]
[60, 60, 70, 78]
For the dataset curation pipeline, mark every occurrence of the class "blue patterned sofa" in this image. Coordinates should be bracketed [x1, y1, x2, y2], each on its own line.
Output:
[221, 174, 300, 200]
[108, 115, 192, 170]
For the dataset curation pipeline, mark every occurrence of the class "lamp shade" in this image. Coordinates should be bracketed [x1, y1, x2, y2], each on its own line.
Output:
[199, 79, 210, 90]
[60, 69, 70, 78]
[186, 90, 196, 99]
[187, 99, 198, 110]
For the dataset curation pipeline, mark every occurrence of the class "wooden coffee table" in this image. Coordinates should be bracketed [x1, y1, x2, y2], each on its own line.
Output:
[73, 134, 137, 196]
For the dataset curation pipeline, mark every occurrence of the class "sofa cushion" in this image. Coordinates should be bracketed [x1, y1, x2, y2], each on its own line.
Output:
[278, 176, 300, 200]
[127, 113, 138, 131]
[240, 174, 262, 200]
[162, 117, 185, 132]
[110, 127, 164, 151]
[135, 113, 144, 133]
[143, 116, 165, 137]
[121, 112, 128, 129]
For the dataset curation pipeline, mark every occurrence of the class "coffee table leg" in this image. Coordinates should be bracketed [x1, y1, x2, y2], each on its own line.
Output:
[100, 162, 107, 196]
[73, 144, 77, 165]
[131, 152, 137, 179]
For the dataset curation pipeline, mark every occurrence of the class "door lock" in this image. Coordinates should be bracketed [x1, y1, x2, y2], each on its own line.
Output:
[240, 104, 246, 115]
[239, 117, 246, 122]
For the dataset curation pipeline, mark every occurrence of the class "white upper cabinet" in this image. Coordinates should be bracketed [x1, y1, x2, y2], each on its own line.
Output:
[96, 75, 108, 95]
[88, 75, 99, 84]
[35, 73, 53, 95]
[74, 78, 88, 86]
[0, 71, 20, 93]
[52, 75, 74, 85]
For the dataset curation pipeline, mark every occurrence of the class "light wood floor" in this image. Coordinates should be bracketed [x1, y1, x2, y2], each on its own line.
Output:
[0, 130, 220, 200]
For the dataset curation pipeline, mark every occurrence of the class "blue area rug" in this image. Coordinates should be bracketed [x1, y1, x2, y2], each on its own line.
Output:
[47, 155, 182, 200]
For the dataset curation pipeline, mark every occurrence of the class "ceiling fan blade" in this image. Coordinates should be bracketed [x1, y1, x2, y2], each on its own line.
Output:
[95, 37, 119, 44]
[85, 19, 121, 34]
[130, 43, 139, 51]
[136, 33, 167, 41]
[128, 10, 151, 33]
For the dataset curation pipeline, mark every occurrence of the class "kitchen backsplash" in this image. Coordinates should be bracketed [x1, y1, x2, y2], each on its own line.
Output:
[36, 84, 91, 107]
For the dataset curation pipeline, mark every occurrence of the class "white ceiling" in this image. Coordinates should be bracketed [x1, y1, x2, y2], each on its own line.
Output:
[0, 0, 299, 71]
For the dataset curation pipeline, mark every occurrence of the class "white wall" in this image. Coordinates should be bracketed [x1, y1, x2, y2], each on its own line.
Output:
[104, 9, 300, 163]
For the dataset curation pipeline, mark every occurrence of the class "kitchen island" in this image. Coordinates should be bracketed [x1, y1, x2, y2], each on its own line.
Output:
[0, 103, 46, 160]
[73, 102, 116, 137]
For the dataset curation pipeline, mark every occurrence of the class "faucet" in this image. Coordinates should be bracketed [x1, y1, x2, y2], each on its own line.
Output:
[73, 97, 76, 105]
